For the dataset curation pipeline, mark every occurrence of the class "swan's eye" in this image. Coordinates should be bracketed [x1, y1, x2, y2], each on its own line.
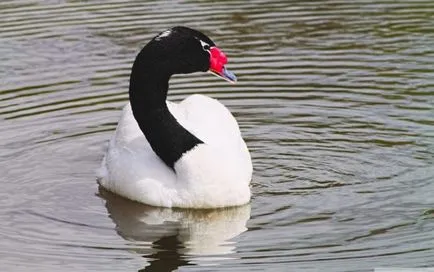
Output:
[200, 40, 210, 52]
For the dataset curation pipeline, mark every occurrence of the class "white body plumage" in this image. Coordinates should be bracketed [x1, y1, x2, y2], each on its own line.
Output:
[98, 94, 252, 208]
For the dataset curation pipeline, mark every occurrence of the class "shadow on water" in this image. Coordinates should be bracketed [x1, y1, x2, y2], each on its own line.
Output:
[98, 187, 251, 271]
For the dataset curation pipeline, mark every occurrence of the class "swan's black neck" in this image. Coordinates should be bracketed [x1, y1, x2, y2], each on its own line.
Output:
[129, 48, 203, 169]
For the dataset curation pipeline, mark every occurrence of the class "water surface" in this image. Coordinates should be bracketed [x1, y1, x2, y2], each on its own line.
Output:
[0, 0, 433, 271]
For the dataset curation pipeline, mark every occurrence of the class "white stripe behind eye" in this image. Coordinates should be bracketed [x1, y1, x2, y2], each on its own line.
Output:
[199, 40, 210, 51]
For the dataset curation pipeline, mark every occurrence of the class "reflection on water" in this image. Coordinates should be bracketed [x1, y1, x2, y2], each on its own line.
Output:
[0, 0, 433, 271]
[99, 188, 250, 270]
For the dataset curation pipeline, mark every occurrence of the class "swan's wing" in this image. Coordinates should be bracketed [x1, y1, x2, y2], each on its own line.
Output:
[169, 94, 242, 150]
[169, 94, 253, 185]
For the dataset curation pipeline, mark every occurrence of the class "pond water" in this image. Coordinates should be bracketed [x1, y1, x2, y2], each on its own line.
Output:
[1, 0, 433, 271]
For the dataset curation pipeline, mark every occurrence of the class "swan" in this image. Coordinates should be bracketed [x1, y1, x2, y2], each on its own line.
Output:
[97, 26, 252, 208]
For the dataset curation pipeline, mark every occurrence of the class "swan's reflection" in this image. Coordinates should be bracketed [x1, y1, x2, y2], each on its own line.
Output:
[98, 187, 250, 271]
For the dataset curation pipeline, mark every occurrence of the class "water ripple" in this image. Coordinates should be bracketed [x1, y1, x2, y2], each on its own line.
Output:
[0, 0, 433, 271]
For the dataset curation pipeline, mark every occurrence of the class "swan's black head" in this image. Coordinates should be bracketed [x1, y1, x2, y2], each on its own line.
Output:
[139, 26, 236, 82]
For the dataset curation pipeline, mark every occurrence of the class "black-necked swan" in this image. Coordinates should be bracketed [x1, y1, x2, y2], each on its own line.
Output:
[97, 26, 252, 208]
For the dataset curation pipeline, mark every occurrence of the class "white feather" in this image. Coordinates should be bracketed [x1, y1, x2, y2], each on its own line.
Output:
[154, 30, 172, 41]
[97, 94, 252, 208]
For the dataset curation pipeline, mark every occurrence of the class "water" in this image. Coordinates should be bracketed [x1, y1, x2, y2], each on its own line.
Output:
[1, 0, 433, 271]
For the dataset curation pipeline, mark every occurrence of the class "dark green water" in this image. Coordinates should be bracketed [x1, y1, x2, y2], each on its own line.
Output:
[0, 0, 433, 271]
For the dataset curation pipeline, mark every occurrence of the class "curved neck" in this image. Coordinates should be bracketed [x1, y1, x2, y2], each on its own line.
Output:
[128, 51, 203, 169]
